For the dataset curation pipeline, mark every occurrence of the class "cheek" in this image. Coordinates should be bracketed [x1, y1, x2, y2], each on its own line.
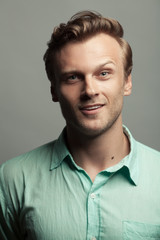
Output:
[60, 84, 80, 102]
[58, 92, 77, 112]
[101, 84, 124, 104]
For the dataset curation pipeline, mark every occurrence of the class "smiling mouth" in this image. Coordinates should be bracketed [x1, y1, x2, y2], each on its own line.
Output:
[79, 104, 104, 111]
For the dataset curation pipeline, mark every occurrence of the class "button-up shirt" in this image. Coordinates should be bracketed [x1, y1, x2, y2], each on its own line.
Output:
[0, 126, 160, 240]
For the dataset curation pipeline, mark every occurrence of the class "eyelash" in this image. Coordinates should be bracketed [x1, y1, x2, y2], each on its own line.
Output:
[98, 70, 111, 79]
[68, 75, 78, 80]
[65, 70, 111, 83]
[100, 71, 109, 76]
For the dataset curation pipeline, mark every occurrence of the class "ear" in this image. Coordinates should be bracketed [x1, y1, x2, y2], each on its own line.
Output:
[50, 85, 59, 102]
[124, 74, 132, 96]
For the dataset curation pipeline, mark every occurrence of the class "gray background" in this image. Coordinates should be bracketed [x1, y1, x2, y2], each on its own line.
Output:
[0, 0, 160, 164]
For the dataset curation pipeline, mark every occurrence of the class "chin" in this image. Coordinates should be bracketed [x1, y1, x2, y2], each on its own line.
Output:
[77, 117, 120, 138]
[77, 124, 110, 138]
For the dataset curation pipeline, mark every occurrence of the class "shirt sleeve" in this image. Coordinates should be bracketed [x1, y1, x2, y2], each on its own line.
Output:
[0, 163, 22, 240]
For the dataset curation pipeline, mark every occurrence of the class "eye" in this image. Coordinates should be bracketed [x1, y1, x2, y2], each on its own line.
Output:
[100, 71, 109, 76]
[68, 75, 78, 80]
[98, 71, 110, 80]
[64, 74, 82, 84]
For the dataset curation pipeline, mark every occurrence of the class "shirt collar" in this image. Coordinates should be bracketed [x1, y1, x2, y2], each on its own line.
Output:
[50, 125, 140, 185]
[106, 125, 139, 185]
[50, 128, 70, 170]
[123, 125, 139, 185]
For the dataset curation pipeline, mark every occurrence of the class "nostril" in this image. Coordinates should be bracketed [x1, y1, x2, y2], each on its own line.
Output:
[80, 93, 92, 101]
[80, 91, 99, 101]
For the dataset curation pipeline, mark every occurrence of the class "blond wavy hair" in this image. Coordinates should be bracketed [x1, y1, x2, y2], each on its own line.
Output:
[44, 11, 133, 82]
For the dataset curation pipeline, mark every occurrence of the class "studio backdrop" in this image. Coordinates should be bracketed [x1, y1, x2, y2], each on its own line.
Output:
[0, 0, 160, 163]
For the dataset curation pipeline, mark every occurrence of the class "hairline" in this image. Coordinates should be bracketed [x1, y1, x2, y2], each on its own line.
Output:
[52, 32, 128, 84]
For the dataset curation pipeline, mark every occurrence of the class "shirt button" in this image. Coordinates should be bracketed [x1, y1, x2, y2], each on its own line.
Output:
[90, 193, 96, 199]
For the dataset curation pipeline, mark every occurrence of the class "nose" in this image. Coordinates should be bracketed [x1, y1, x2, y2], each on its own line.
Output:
[81, 76, 99, 99]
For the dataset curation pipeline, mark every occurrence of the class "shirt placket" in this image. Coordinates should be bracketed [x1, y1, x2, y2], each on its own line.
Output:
[87, 189, 100, 240]
[86, 174, 110, 240]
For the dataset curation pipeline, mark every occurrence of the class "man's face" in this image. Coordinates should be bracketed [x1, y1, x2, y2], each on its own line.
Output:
[52, 33, 132, 137]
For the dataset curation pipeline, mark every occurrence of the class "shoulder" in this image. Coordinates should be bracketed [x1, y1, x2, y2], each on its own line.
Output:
[136, 141, 160, 159]
[135, 141, 160, 169]
[0, 140, 58, 211]
[0, 140, 56, 184]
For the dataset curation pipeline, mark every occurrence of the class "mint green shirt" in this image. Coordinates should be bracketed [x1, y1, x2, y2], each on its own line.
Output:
[0, 126, 160, 240]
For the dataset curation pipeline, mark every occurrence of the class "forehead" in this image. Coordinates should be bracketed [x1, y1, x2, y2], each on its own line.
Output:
[55, 33, 123, 72]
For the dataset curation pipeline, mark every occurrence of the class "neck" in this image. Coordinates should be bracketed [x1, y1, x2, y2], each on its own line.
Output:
[66, 120, 130, 181]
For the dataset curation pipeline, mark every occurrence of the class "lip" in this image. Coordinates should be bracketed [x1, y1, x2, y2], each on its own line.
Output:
[79, 104, 104, 114]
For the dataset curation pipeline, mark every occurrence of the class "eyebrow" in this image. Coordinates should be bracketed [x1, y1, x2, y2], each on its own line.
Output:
[97, 60, 116, 68]
[60, 60, 116, 77]
[92, 60, 116, 73]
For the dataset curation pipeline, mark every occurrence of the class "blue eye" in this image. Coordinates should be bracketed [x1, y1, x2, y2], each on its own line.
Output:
[68, 75, 77, 80]
[100, 72, 108, 76]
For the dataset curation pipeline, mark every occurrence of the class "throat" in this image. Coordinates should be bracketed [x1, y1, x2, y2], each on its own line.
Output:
[66, 126, 130, 181]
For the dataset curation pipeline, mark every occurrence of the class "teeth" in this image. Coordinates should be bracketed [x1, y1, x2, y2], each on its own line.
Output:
[84, 105, 101, 110]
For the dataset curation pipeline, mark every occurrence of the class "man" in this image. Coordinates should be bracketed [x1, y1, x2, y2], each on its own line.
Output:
[0, 11, 160, 240]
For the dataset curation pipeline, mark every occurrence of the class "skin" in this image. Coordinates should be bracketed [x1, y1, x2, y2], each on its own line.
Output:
[51, 33, 132, 181]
